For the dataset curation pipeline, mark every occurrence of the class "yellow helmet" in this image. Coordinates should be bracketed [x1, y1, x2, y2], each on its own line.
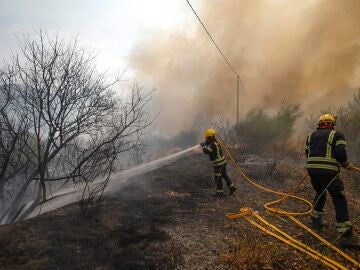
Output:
[204, 128, 216, 138]
[318, 114, 336, 125]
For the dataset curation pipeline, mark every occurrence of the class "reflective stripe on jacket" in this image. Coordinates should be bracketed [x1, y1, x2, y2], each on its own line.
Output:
[202, 140, 226, 167]
[305, 128, 348, 174]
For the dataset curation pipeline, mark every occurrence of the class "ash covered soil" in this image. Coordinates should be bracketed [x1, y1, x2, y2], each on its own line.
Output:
[0, 153, 359, 270]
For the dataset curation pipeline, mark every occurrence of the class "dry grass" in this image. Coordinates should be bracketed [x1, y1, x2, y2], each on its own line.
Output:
[0, 153, 358, 270]
[223, 164, 360, 270]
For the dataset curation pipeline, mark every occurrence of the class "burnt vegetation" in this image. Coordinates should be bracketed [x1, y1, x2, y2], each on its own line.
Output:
[0, 31, 152, 223]
[217, 95, 360, 183]
[214, 96, 360, 269]
[215, 104, 302, 180]
[0, 29, 360, 270]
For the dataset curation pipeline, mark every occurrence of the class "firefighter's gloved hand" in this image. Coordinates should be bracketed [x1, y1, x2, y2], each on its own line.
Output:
[200, 142, 205, 147]
[343, 161, 354, 170]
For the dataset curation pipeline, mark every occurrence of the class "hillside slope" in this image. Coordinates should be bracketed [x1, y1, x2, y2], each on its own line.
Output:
[0, 153, 359, 270]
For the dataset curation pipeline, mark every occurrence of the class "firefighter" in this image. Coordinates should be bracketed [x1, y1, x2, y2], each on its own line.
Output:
[200, 128, 236, 197]
[305, 113, 360, 248]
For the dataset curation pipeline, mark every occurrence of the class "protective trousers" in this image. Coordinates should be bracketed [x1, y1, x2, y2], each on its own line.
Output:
[214, 163, 234, 193]
[309, 173, 352, 235]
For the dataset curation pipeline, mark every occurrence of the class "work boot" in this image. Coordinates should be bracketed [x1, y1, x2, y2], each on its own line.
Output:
[339, 235, 360, 249]
[337, 226, 360, 249]
[229, 186, 237, 195]
[310, 217, 328, 231]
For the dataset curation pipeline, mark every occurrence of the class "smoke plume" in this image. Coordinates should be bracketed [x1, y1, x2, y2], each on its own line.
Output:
[130, 0, 360, 135]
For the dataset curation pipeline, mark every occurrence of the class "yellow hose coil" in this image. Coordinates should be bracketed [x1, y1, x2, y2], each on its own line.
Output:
[219, 140, 360, 269]
[219, 139, 312, 216]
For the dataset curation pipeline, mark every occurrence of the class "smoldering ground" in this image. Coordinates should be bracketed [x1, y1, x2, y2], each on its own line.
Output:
[130, 0, 360, 135]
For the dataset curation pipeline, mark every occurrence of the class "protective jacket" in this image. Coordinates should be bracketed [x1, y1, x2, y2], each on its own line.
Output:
[201, 140, 227, 167]
[305, 128, 348, 174]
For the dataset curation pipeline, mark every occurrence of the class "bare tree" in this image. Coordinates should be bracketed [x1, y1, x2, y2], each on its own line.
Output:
[336, 89, 360, 163]
[128, 144, 147, 167]
[0, 31, 152, 223]
[0, 68, 33, 209]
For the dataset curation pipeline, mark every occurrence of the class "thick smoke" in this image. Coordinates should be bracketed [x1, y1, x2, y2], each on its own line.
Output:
[130, 0, 360, 135]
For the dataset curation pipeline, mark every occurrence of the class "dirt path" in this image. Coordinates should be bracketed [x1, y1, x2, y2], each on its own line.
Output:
[0, 153, 359, 270]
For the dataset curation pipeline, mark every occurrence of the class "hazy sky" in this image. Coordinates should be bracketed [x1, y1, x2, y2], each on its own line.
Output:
[0, 0, 194, 75]
[3, 1, 360, 136]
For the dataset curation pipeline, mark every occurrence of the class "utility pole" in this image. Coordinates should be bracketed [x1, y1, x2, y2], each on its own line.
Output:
[186, 0, 244, 128]
[237, 75, 240, 127]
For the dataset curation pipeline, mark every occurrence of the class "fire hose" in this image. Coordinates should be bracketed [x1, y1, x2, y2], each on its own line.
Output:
[218, 140, 360, 269]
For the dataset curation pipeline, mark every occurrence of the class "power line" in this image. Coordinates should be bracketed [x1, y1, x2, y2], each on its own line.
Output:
[185, 0, 241, 80]
[185, 0, 245, 125]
